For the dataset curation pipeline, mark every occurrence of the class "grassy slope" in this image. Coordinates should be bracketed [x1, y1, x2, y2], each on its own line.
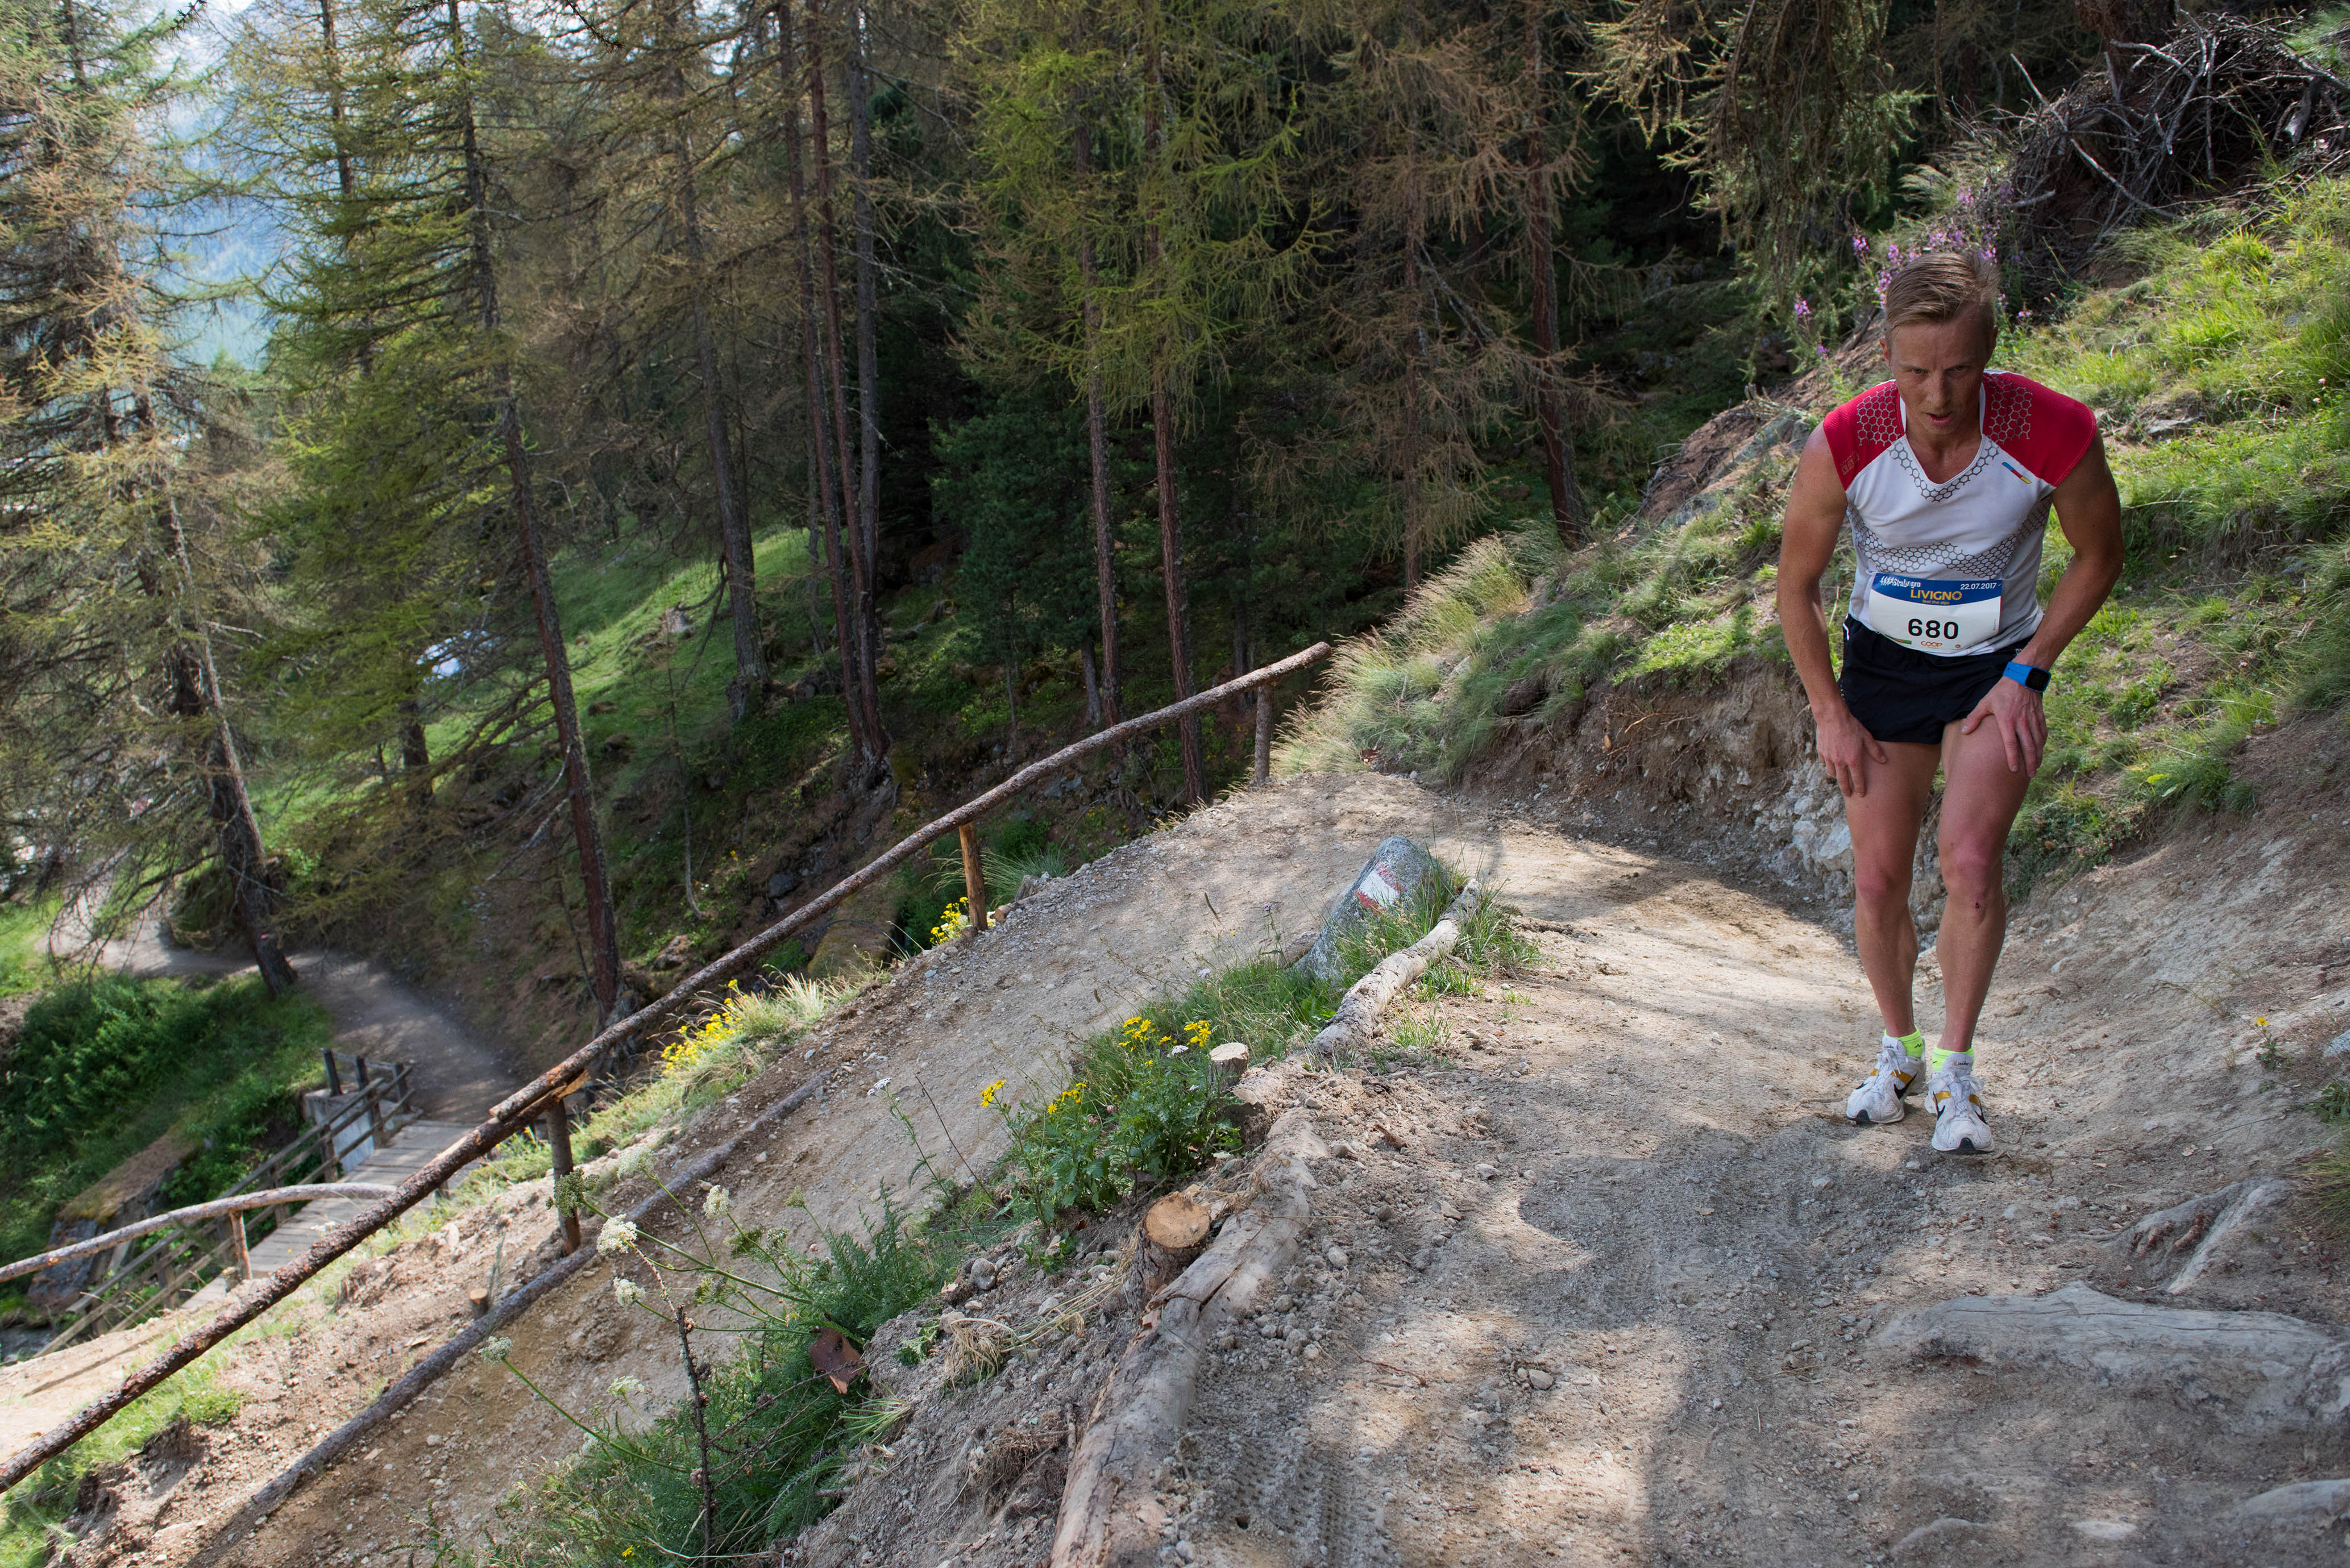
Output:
[1281, 176, 2350, 886]
[0, 976, 332, 1279]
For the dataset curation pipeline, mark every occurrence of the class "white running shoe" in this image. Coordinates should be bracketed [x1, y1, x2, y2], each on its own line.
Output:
[1845, 1037, 1921, 1126]
[1929, 1055, 1994, 1154]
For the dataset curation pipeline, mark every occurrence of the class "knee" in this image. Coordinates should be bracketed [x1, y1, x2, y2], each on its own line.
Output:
[1938, 838, 2006, 907]
[1853, 859, 1912, 913]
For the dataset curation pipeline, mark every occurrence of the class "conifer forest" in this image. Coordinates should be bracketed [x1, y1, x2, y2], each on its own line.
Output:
[2, 0, 2189, 1012]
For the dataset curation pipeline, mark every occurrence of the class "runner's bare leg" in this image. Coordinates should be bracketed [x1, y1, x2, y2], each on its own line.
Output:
[1932, 714, 2040, 1054]
[1841, 741, 1944, 1038]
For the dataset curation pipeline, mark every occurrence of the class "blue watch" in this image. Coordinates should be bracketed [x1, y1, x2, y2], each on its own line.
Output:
[2003, 660, 2050, 692]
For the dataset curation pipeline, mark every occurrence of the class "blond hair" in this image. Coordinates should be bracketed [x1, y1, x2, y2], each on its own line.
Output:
[1882, 251, 2000, 351]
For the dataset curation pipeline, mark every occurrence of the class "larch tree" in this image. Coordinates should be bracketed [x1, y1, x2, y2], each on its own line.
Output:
[0, 0, 298, 988]
[231, 0, 625, 1017]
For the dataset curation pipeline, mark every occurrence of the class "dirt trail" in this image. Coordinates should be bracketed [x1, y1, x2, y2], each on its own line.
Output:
[21, 767, 2350, 1568]
[97, 920, 521, 1121]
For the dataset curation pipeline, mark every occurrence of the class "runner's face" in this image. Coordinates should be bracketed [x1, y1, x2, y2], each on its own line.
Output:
[1885, 317, 1991, 441]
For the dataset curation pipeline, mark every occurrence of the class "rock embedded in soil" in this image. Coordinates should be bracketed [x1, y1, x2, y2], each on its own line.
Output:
[1294, 836, 1451, 985]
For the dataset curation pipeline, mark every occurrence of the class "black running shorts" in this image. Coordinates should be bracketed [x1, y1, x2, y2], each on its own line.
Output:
[1838, 619, 2031, 747]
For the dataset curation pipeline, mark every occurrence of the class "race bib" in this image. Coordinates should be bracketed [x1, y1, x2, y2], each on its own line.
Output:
[1863, 573, 2002, 654]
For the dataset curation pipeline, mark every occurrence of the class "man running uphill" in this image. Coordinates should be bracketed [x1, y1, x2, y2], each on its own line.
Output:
[1776, 252, 2124, 1155]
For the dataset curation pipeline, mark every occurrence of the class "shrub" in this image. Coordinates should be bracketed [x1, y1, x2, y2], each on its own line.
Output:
[0, 976, 329, 1266]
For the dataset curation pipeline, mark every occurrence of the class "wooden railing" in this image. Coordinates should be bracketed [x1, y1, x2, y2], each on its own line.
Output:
[33, 1054, 417, 1354]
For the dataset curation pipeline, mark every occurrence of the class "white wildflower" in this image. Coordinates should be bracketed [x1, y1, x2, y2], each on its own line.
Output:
[703, 1184, 733, 1219]
[608, 1376, 646, 1402]
[613, 1276, 646, 1307]
[615, 1145, 653, 1180]
[478, 1336, 513, 1362]
[596, 1216, 640, 1257]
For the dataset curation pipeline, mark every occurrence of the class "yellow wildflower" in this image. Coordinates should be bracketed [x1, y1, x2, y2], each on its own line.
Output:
[981, 1078, 1006, 1108]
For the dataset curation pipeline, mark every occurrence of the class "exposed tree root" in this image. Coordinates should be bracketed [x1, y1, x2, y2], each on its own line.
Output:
[2114, 1176, 2293, 1295]
[1310, 879, 1482, 1058]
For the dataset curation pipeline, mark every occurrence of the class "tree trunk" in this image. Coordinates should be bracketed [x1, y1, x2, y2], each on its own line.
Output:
[669, 78, 765, 722]
[398, 697, 431, 815]
[806, 0, 889, 772]
[1073, 116, 1120, 729]
[1079, 636, 1102, 729]
[1524, 0, 1584, 543]
[848, 14, 886, 685]
[317, 0, 373, 374]
[130, 387, 296, 995]
[805, 445, 828, 654]
[1144, 30, 1203, 805]
[1401, 215, 1423, 594]
[777, 0, 866, 757]
[158, 519, 298, 997]
[451, 0, 621, 1020]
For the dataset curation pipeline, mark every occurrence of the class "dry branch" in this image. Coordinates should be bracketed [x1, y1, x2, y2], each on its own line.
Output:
[1053, 1112, 1326, 1568]
[0, 644, 1329, 1496]
[2003, 16, 2348, 288]
[1309, 877, 1482, 1057]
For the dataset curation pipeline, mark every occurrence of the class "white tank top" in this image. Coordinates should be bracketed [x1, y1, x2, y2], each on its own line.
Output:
[1821, 372, 2097, 657]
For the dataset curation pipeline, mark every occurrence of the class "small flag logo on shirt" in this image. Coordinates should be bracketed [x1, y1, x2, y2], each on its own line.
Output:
[1999, 460, 2030, 483]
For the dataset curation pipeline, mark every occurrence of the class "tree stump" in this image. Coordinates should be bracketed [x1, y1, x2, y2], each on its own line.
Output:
[1128, 1194, 1213, 1310]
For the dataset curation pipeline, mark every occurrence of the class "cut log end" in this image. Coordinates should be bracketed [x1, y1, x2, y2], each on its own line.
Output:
[1131, 1194, 1214, 1308]
[1143, 1194, 1213, 1252]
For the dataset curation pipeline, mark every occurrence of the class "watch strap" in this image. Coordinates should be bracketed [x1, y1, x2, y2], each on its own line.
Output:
[2003, 660, 2050, 692]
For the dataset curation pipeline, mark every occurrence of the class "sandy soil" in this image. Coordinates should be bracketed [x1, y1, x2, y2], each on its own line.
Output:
[20, 752, 2350, 1567]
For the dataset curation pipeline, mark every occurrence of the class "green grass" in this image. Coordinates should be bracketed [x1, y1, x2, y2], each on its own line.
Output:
[467, 1196, 965, 1566]
[0, 900, 60, 998]
[0, 976, 332, 1274]
[1281, 177, 2350, 885]
[0, 1359, 244, 1565]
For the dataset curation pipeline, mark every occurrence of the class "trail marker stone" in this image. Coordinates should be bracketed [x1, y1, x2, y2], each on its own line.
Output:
[1293, 837, 1451, 984]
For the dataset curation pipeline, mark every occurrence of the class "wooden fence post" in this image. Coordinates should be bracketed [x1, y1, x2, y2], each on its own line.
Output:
[1254, 682, 1274, 785]
[227, 1211, 250, 1284]
[357, 1058, 389, 1157]
[957, 822, 990, 942]
[547, 1097, 580, 1256]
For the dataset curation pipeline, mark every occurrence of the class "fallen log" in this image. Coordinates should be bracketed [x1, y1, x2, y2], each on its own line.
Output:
[1309, 878, 1481, 1057]
[1053, 1112, 1326, 1568]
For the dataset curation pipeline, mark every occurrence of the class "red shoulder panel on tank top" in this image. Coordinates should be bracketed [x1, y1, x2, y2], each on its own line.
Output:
[1820, 381, 1903, 488]
[1983, 371, 2096, 485]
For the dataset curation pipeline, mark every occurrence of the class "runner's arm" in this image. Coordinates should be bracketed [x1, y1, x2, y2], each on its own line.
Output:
[1775, 427, 1887, 797]
[1959, 435, 2125, 770]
